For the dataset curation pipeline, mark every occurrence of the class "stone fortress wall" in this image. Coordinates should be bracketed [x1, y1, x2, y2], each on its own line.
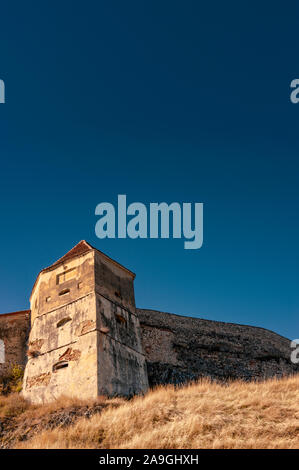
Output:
[137, 308, 298, 386]
[0, 241, 297, 399]
[0, 311, 30, 378]
[1, 306, 297, 391]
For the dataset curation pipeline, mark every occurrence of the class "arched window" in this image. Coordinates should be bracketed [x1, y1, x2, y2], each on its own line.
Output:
[0, 340, 5, 364]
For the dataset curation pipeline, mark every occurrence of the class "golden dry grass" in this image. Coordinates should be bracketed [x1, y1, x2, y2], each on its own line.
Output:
[0, 393, 109, 420]
[0, 392, 30, 418]
[12, 374, 299, 449]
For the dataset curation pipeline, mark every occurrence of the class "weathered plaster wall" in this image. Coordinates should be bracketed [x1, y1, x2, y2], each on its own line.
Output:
[23, 247, 148, 403]
[96, 294, 148, 396]
[24, 330, 98, 404]
[0, 311, 30, 379]
[137, 308, 298, 386]
[94, 250, 136, 311]
[97, 332, 149, 396]
[94, 249, 148, 397]
[28, 294, 97, 357]
[2, 303, 298, 400]
[23, 249, 99, 403]
[30, 250, 95, 324]
[2, 241, 297, 401]
[23, 292, 99, 404]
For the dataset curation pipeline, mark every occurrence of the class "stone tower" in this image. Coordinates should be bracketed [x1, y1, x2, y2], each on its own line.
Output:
[22, 241, 148, 403]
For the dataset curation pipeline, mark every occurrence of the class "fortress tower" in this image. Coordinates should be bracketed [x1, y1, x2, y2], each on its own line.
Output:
[22, 241, 148, 403]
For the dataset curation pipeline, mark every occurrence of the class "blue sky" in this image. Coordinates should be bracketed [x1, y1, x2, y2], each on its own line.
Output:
[0, 1, 298, 339]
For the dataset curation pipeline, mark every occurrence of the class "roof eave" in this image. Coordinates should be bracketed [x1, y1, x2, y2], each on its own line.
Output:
[29, 242, 136, 301]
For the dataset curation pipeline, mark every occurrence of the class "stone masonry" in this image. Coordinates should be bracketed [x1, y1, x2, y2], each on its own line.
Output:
[0, 311, 30, 378]
[137, 309, 298, 386]
[0, 241, 297, 403]
[23, 241, 148, 403]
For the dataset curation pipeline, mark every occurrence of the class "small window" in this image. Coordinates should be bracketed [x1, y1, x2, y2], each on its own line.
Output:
[115, 313, 126, 325]
[57, 317, 72, 328]
[53, 361, 69, 372]
[78, 282, 83, 289]
[59, 288, 70, 296]
[0, 340, 5, 364]
[46, 296, 51, 303]
[115, 291, 121, 298]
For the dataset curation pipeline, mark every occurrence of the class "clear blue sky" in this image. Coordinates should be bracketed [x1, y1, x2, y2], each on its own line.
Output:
[0, 1, 298, 339]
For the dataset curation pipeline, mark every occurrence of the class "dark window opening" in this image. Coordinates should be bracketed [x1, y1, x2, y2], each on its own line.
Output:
[53, 361, 69, 372]
[115, 313, 126, 325]
[56, 317, 72, 328]
[59, 288, 70, 296]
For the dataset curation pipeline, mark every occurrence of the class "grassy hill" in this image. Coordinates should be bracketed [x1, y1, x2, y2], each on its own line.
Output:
[1, 375, 299, 449]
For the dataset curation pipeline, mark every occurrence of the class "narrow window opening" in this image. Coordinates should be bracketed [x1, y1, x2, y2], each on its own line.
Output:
[115, 313, 126, 325]
[53, 361, 69, 372]
[46, 296, 51, 303]
[59, 288, 70, 296]
[56, 317, 72, 328]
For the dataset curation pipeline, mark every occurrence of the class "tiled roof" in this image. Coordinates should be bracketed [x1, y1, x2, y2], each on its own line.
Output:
[30, 240, 136, 300]
[49, 240, 92, 268]
[45, 240, 135, 277]
[0, 310, 30, 318]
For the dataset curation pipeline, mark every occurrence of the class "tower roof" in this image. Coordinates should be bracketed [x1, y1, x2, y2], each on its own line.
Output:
[0, 310, 30, 318]
[30, 240, 135, 300]
[50, 240, 92, 268]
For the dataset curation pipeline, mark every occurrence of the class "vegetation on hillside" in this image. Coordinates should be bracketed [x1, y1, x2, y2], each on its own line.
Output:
[0, 364, 24, 395]
[0, 375, 299, 449]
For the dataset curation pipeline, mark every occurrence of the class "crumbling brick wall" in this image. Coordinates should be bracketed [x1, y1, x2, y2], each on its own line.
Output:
[137, 309, 299, 386]
[0, 311, 30, 379]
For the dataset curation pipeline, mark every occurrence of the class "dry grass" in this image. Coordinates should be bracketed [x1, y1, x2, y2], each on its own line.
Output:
[11, 374, 299, 449]
[0, 393, 30, 419]
[0, 393, 123, 448]
[0, 393, 108, 420]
